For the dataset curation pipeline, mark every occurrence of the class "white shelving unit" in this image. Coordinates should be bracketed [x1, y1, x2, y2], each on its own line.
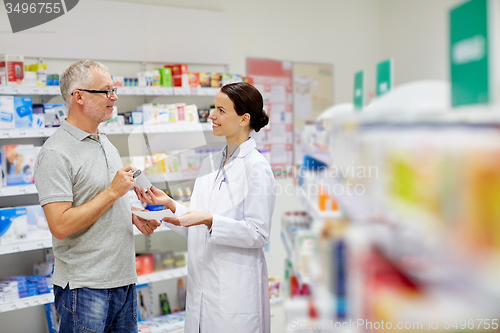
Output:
[0, 85, 220, 97]
[0, 266, 187, 314]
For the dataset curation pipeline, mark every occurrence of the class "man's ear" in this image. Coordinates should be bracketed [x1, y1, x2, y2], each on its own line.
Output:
[73, 90, 84, 106]
[240, 113, 250, 127]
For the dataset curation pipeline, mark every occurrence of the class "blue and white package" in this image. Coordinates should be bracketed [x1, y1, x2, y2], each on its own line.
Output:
[13, 96, 33, 128]
[44, 302, 60, 333]
[0, 207, 28, 245]
[43, 103, 66, 127]
[32, 103, 45, 128]
[2, 144, 35, 185]
[0, 96, 14, 129]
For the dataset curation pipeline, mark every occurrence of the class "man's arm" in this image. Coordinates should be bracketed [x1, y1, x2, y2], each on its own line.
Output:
[42, 165, 135, 240]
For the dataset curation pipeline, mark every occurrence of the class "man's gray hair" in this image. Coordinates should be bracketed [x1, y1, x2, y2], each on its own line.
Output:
[60, 60, 109, 107]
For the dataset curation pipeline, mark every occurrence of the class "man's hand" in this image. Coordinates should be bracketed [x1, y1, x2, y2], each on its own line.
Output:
[162, 210, 213, 229]
[107, 165, 135, 199]
[132, 214, 161, 236]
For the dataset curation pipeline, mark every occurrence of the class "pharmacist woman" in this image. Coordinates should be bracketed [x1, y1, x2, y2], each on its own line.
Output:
[135, 82, 276, 333]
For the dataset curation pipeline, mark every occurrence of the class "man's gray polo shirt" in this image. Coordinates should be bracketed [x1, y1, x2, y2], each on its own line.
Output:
[34, 120, 136, 289]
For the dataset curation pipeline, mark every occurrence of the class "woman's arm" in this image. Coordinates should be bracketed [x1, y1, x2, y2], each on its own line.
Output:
[211, 160, 275, 248]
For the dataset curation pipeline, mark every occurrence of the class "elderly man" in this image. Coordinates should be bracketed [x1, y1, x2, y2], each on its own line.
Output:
[34, 60, 160, 332]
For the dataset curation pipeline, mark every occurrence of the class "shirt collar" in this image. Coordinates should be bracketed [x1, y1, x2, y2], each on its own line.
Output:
[61, 120, 103, 141]
[221, 137, 256, 159]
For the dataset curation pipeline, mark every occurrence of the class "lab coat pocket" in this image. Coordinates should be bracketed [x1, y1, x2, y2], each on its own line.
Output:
[219, 260, 259, 315]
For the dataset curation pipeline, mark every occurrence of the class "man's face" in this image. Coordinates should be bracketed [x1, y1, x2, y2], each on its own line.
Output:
[83, 69, 118, 123]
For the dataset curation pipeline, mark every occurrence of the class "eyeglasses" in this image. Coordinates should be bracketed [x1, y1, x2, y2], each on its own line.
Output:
[71, 87, 118, 98]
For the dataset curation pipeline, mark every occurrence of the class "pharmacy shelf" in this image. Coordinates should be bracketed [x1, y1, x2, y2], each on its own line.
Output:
[0, 184, 37, 197]
[138, 311, 186, 333]
[0, 293, 53, 313]
[137, 266, 187, 285]
[0, 238, 52, 255]
[0, 268, 187, 313]
[0, 123, 213, 139]
[280, 230, 309, 285]
[295, 187, 341, 221]
[0, 223, 169, 255]
[0, 85, 220, 96]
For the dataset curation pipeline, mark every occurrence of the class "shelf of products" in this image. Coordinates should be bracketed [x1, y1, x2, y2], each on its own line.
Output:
[0, 293, 53, 313]
[0, 267, 187, 314]
[0, 221, 170, 255]
[0, 184, 37, 197]
[0, 86, 221, 96]
[0, 123, 213, 139]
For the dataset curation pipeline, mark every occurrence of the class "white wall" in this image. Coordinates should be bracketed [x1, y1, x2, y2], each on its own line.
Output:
[379, 0, 465, 86]
[110, 0, 382, 105]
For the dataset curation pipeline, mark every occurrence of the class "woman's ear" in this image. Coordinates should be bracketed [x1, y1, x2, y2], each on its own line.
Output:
[240, 113, 250, 127]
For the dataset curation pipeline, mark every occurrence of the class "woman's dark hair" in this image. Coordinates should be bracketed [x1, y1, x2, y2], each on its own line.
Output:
[220, 82, 269, 132]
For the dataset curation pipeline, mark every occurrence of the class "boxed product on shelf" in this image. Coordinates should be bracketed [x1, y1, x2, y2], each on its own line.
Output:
[32, 104, 45, 128]
[46, 74, 59, 86]
[198, 108, 209, 122]
[1, 144, 35, 186]
[0, 95, 15, 129]
[144, 153, 166, 175]
[44, 303, 60, 333]
[184, 104, 199, 123]
[43, 103, 67, 127]
[0, 207, 28, 245]
[158, 105, 170, 125]
[142, 103, 160, 125]
[13, 96, 33, 128]
[210, 72, 221, 87]
[169, 64, 189, 87]
[167, 104, 178, 123]
[26, 63, 47, 87]
[23, 70, 37, 86]
[137, 284, 154, 320]
[156, 67, 172, 87]
[188, 73, 200, 88]
[176, 103, 186, 122]
[0, 54, 24, 86]
[199, 72, 210, 87]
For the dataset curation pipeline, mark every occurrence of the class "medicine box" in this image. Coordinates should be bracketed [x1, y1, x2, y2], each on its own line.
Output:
[1, 144, 35, 186]
[0, 207, 28, 245]
[0, 96, 15, 129]
[157, 68, 172, 87]
[32, 104, 45, 128]
[43, 103, 66, 127]
[14, 97, 33, 128]
[0, 54, 24, 86]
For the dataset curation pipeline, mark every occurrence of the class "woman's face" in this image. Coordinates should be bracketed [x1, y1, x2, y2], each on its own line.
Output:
[209, 92, 245, 138]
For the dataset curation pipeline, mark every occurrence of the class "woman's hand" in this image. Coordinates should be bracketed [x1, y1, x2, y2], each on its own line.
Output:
[134, 187, 172, 208]
[162, 210, 213, 229]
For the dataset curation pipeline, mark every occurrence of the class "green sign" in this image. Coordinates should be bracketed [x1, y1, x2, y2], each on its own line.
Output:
[353, 70, 364, 110]
[376, 59, 393, 96]
[450, 0, 489, 107]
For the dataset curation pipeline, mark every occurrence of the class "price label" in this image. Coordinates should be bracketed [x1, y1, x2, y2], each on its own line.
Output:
[18, 130, 27, 137]
[38, 130, 46, 136]
[0, 87, 6, 94]
[10, 303, 18, 310]
[190, 87, 199, 95]
[11, 87, 19, 94]
[18, 187, 27, 194]
[12, 246, 21, 252]
[107, 127, 117, 134]
[130, 88, 139, 95]
[2, 131, 11, 138]
[41, 88, 50, 95]
[32, 87, 40, 94]
[0, 189, 4, 197]
[42, 296, 51, 303]
[23, 301, 30, 307]
[138, 88, 146, 95]
[33, 299, 40, 305]
[36, 242, 45, 248]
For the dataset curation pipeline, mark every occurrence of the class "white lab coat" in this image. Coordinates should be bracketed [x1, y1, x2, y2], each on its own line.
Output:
[166, 137, 275, 333]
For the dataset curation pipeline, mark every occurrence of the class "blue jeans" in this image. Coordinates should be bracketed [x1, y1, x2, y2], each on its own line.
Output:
[54, 284, 138, 333]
